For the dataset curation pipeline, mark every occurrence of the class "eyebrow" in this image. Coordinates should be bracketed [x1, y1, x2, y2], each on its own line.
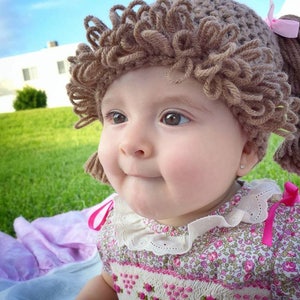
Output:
[158, 94, 212, 113]
[101, 96, 120, 109]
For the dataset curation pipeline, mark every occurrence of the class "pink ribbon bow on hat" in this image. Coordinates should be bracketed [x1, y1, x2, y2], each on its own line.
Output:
[265, 0, 299, 38]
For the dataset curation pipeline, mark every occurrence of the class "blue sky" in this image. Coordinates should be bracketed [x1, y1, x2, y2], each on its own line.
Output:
[0, 0, 285, 58]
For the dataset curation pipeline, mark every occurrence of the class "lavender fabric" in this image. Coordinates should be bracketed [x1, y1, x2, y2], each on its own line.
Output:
[0, 205, 102, 299]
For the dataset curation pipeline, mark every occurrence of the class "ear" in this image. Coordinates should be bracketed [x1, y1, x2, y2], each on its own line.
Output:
[237, 141, 259, 177]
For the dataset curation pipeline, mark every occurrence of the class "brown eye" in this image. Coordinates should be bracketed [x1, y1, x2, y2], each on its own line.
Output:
[162, 112, 189, 126]
[111, 112, 127, 124]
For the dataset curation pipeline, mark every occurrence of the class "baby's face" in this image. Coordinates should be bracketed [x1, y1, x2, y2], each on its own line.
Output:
[98, 66, 249, 226]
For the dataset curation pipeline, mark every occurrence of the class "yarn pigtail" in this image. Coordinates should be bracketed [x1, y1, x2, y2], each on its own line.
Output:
[85, 151, 110, 184]
[274, 15, 300, 176]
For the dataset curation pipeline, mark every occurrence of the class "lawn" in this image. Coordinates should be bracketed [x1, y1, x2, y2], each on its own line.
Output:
[0, 107, 113, 236]
[0, 106, 299, 236]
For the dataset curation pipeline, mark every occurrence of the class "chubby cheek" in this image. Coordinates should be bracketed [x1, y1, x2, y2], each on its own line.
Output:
[97, 133, 119, 183]
[160, 145, 235, 200]
[160, 149, 206, 188]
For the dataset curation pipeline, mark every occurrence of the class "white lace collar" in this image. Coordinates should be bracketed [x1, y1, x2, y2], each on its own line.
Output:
[112, 179, 281, 255]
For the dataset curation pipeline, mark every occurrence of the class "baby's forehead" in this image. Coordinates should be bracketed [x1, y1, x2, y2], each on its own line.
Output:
[101, 66, 224, 112]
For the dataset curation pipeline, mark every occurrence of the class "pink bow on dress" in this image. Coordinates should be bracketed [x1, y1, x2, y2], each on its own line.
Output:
[262, 182, 300, 246]
[88, 198, 114, 231]
[265, 0, 299, 38]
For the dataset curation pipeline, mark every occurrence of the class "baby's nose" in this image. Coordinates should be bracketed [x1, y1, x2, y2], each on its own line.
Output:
[119, 125, 153, 158]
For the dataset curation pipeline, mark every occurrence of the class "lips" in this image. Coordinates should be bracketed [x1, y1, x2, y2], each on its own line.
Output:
[124, 172, 160, 179]
[122, 168, 161, 179]
[120, 161, 159, 179]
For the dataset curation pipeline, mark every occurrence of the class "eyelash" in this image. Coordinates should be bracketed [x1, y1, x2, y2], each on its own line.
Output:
[103, 111, 190, 126]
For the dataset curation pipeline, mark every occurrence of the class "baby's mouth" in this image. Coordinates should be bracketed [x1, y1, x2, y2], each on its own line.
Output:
[121, 164, 160, 179]
[125, 173, 160, 179]
[122, 168, 161, 180]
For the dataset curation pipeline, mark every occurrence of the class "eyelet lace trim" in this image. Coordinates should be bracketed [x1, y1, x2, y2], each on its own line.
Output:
[112, 179, 281, 255]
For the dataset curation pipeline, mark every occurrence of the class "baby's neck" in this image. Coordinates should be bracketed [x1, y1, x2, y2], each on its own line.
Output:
[157, 181, 241, 227]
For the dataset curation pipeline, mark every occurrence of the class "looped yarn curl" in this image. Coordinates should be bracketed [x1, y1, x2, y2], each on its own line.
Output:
[274, 14, 300, 174]
[67, 0, 300, 182]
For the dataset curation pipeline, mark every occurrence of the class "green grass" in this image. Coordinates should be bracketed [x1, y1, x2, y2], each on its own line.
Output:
[0, 107, 299, 236]
[244, 135, 300, 188]
[0, 107, 113, 236]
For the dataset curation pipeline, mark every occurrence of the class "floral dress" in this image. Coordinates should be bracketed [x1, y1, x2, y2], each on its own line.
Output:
[91, 179, 300, 299]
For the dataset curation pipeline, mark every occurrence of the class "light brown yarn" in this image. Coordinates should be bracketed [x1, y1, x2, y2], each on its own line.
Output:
[66, 0, 300, 182]
[274, 15, 300, 174]
[85, 151, 109, 183]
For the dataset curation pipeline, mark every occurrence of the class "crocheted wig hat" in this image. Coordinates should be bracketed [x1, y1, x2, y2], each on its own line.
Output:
[67, 0, 300, 183]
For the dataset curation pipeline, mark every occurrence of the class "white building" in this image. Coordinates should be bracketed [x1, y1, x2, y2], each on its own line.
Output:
[0, 42, 78, 113]
[279, 0, 300, 17]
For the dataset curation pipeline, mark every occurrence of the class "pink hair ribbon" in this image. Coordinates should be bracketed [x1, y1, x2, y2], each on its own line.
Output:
[88, 198, 114, 231]
[262, 182, 300, 246]
[265, 0, 299, 38]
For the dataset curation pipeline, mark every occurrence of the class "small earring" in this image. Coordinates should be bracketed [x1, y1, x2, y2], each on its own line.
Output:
[240, 165, 246, 169]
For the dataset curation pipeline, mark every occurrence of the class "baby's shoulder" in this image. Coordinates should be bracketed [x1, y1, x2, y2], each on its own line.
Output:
[272, 197, 300, 241]
[267, 181, 300, 247]
[271, 201, 300, 284]
[270, 181, 300, 225]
